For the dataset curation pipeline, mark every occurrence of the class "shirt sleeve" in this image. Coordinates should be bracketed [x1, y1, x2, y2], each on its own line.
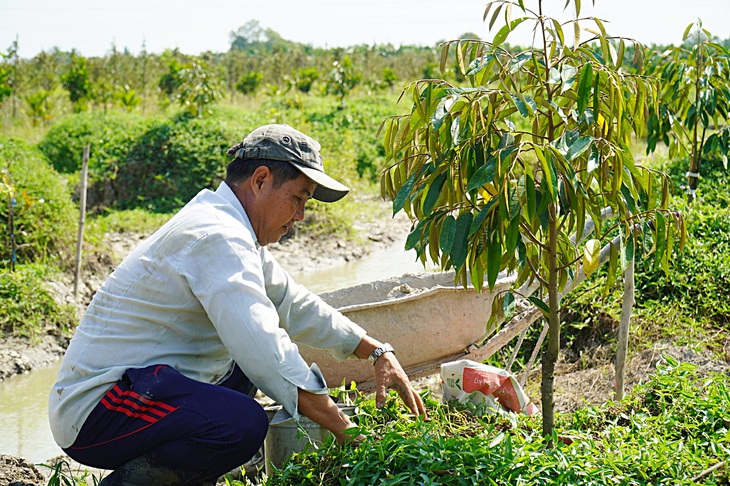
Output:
[260, 247, 367, 360]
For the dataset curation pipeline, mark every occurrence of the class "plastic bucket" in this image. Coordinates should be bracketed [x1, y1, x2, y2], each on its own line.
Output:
[263, 403, 357, 475]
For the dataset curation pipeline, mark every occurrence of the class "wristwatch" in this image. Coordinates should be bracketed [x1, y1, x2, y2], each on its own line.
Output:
[368, 343, 395, 365]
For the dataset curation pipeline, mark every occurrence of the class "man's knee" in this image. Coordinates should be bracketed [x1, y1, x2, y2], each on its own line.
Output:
[232, 402, 269, 457]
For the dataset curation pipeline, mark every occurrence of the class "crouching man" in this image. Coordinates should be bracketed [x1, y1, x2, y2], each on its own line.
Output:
[49, 124, 426, 485]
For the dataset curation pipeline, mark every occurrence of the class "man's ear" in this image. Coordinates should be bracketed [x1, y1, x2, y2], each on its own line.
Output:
[249, 166, 272, 194]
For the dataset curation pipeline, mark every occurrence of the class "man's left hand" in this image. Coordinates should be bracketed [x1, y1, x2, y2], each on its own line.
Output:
[373, 352, 427, 418]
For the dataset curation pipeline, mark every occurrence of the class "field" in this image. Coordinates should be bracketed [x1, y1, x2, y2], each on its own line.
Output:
[1, 3, 730, 483]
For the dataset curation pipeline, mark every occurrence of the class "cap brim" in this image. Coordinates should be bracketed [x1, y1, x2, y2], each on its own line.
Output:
[291, 162, 350, 202]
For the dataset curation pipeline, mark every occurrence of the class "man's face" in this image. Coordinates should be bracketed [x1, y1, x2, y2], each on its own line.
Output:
[252, 172, 317, 246]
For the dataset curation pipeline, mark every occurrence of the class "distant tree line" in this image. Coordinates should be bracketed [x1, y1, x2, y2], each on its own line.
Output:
[0, 21, 447, 123]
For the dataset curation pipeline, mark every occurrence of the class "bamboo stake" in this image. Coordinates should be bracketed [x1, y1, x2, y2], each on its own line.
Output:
[8, 193, 16, 272]
[73, 145, 90, 300]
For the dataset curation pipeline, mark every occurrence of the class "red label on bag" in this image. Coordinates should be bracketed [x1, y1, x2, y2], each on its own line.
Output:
[462, 366, 504, 396]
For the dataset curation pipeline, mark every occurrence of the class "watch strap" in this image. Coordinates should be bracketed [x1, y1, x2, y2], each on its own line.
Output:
[368, 343, 395, 365]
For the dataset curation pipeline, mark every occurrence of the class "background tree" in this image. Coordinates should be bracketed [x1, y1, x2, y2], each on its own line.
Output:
[60, 52, 92, 112]
[326, 56, 361, 109]
[1, 39, 20, 118]
[157, 51, 186, 107]
[235, 71, 263, 96]
[381, 0, 684, 437]
[646, 20, 730, 202]
[0, 57, 11, 109]
[229, 20, 296, 53]
[23, 89, 53, 126]
[178, 59, 222, 117]
[382, 67, 398, 91]
[295, 67, 319, 94]
[115, 85, 141, 112]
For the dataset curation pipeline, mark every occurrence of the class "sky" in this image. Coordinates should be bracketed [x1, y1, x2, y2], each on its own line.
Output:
[1, 0, 729, 59]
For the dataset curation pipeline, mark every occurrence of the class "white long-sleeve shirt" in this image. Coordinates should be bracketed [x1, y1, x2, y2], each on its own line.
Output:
[49, 182, 367, 448]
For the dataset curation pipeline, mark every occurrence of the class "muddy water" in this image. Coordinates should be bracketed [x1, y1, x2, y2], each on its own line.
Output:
[0, 364, 62, 463]
[0, 242, 434, 462]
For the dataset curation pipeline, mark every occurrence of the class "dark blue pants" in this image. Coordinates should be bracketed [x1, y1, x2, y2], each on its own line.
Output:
[64, 364, 268, 484]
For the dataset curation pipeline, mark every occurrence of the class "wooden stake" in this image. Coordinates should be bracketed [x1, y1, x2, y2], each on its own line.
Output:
[73, 145, 90, 301]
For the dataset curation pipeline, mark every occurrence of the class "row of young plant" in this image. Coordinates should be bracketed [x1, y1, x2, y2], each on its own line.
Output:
[2, 17, 730, 132]
[0, 30, 442, 124]
[258, 358, 728, 485]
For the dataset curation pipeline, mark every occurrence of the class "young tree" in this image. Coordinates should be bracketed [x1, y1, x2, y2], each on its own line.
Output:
[115, 85, 141, 112]
[381, 0, 684, 437]
[235, 71, 263, 96]
[1, 38, 20, 118]
[295, 67, 319, 94]
[61, 53, 92, 112]
[0, 59, 11, 108]
[646, 21, 730, 202]
[178, 59, 222, 118]
[158, 51, 186, 107]
[382, 67, 398, 91]
[326, 56, 361, 109]
[23, 89, 53, 126]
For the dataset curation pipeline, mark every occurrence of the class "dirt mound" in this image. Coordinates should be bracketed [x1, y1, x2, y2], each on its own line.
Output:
[0, 455, 46, 486]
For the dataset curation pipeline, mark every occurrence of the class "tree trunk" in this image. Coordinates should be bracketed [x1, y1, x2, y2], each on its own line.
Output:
[541, 203, 560, 440]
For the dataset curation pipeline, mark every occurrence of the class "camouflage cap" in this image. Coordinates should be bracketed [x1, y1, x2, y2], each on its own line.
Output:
[231, 124, 349, 202]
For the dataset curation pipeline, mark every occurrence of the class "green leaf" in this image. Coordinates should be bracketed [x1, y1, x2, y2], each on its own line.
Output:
[682, 22, 694, 41]
[452, 212, 474, 268]
[470, 197, 497, 237]
[512, 95, 529, 117]
[577, 62, 594, 114]
[503, 292, 516, 320]
[623, 233, 635, 271]
[492, 17, 528, 46]
[560, 64, 577, 93]
[548, 67, 562, 84]
[528, 296, 550, 317]
[526, 172, 536, 219]
[466, 54, 493, 76]
[439, 215, 456, 255]
[567, 136, 593, 161]
[505, 214, 520, 257]
[423, 172, 447, 216]
[431, 95, 456, 130]
[487, 229, 502, 289]
[392, 170, 418, 215]
[583, 239, 601, 276]
[405, 220, 427, 251]
[509, 51, 532, 74]
[604, 240, 618, 296]
[539, 149, 558, 202]
[467, 156, 497, 191]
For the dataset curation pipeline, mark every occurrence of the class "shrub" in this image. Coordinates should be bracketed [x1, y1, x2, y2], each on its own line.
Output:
[37, 110, 151, 174]
[0, 263, 76, 339]
[0, 138, 77, 268]
[113, 113, 237, 212]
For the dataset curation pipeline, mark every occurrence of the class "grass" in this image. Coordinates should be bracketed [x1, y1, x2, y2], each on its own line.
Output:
[0, 263, 77, 340]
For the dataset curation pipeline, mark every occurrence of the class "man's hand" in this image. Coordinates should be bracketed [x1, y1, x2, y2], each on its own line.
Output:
[373, 352, 427, 417]
[354, 336, 427, 418]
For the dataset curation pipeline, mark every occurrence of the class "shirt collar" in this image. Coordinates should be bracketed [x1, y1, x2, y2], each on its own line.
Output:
[215, 181, 261, 249]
